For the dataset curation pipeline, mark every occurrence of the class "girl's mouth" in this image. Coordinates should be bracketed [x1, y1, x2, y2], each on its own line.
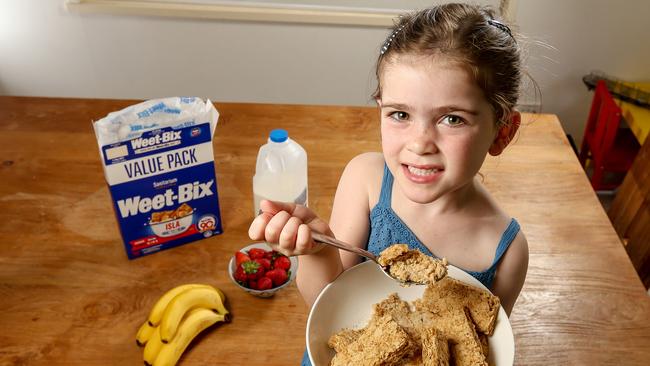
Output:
[402, 164, 443, 183]
[408, 166, 440, 175]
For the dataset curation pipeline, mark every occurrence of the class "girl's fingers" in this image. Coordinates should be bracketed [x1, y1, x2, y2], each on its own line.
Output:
[278, 216, 302, 252]
[249, 200, 285, 240]
[264, 210, 291, 244]
[259, 200, 296, 216]
[248, 212, 272, 241]
[295, 223, 314, 254]
[261, 200, 320, 224]
[251, 199, 331, 255]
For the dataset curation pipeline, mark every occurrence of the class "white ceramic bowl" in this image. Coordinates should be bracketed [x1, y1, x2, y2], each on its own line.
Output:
[307, 261, 514, 366]
[228, 242, 298, 298]
[149, 211, 194, 237]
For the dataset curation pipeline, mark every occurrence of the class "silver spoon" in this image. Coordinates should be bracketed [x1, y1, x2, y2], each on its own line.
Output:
[311, 232, 418, 285]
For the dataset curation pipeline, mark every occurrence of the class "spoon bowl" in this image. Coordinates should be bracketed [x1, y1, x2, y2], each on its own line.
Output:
[311, 232, 419, 286]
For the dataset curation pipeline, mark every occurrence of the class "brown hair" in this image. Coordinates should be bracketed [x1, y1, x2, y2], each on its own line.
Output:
[374, 3, 522, 126]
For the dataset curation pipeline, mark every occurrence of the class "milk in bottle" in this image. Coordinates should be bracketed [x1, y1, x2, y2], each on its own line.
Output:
[253, 129, 308, 216]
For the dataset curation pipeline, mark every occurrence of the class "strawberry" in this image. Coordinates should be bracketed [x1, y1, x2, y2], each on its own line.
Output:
[235, 251, 251, 267]
[249, 280, 258, 290]
[233, 265, 248, 285]
[248, 248, 268, 260]
[242, 260, 266, 280]
[254, 258, 271, 270]
[257, 277, 273, 290]
[273, 256, 291, 271]
[265, 268, 289, 287]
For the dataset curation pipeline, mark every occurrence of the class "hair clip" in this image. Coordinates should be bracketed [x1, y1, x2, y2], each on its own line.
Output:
[488, 19, 514, 39]
[380, 24, 405, 55]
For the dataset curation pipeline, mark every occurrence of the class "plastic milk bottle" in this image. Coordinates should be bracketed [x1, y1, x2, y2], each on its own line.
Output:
[253, 129, 308, 216]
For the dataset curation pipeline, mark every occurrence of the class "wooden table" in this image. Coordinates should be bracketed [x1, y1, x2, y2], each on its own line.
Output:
[1, 97, 649, 365]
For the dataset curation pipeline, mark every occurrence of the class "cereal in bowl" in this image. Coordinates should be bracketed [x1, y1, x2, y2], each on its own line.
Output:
[328, 276, 500, 366]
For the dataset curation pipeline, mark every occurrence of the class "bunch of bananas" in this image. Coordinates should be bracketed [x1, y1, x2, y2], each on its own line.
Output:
[135, 284, 231, 366]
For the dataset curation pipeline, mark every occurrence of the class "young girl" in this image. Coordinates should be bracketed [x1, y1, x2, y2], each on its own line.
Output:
[250, 1, 528, 355]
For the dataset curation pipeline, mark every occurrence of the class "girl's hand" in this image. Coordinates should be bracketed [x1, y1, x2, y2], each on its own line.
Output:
[248, 200, 331, 257]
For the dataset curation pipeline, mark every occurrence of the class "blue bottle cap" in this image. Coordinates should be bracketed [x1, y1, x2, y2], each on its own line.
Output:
[269, 129, 288, 143]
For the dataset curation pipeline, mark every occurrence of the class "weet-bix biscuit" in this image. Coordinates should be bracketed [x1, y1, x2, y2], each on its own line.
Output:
[93, 97, 222, 259]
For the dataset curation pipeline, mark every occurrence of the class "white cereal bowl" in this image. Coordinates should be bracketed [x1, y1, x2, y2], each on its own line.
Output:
[307, 261, 514, 366]
[227, 242, 298, 298]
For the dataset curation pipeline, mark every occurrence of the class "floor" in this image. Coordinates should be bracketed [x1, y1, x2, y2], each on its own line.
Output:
[596, 190, 616, 212]
[596, 191, 650, 296]
[567, 135, 650, 296]
[607, 181, 649, 293]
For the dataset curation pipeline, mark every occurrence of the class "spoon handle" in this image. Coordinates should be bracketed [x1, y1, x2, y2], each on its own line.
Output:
[311, 232, 379, 263]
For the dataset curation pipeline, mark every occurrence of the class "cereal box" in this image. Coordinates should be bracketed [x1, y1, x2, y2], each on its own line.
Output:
[93, 97, 222, 259]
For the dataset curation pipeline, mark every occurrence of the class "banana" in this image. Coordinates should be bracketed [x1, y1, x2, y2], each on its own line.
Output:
[159, 287, 229, 343]
[144, 309, 210, 365]
[146, 284, 218, 327]
[153, 308, 230, 366]
[214, 287, 227, 304]
[136, 321, 156, 346]
[143, 325, 163, 366]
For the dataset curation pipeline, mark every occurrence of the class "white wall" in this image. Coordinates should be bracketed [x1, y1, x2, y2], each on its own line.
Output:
[1, 0, 649, 144]
[516, 0, 650, 143]
[0, 0, 387, 105]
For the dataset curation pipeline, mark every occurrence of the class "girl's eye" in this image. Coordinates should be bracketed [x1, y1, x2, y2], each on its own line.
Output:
[440, 115, 465, 127]
[389, 111, 409, 121]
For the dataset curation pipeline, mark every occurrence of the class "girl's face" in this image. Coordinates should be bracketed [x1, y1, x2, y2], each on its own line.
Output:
[378, 54, 501, 205]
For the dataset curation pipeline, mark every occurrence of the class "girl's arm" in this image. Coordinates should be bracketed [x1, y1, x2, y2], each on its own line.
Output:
[491, 232, 529, 316]
[329, 153, 382, 270]
[298, 153, 381, 306]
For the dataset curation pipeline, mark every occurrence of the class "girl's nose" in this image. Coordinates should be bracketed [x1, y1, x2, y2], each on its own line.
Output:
[406, 121, 438, 155]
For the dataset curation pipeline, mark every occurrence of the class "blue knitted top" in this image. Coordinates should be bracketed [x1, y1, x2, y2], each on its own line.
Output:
[368, 164, 520, 289]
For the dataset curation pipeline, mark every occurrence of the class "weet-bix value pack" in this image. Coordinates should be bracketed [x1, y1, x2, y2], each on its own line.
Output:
[93, 97, 223, 259]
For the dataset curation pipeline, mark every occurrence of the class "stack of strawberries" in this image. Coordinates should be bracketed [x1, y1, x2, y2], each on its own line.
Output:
[233, 248, 291, 290]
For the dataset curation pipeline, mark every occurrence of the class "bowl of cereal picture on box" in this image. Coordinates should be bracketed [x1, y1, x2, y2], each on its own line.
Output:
[307, 259, 514, 366]
[148, 203, 194, 237]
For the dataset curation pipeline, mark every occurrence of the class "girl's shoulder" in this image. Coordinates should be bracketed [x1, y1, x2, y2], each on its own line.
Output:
[344, 152, 385, 181]
[346, 152, 385, 171]
[339, 152, 385, 207]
